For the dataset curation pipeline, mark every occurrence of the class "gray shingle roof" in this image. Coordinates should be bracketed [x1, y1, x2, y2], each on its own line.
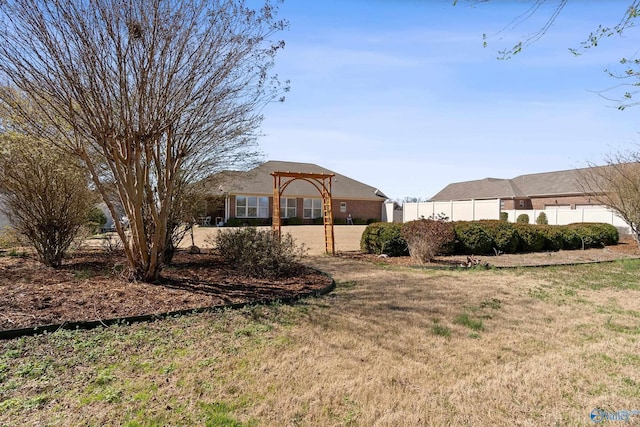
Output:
[207, 160, 387, 200]
[430, 166, 605, 201]
[430, 177, 526, 201]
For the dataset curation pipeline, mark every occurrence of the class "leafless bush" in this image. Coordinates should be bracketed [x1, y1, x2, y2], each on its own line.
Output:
[208, 228, 307, 279]
[0, 135, 96, 267]
[401, 219, 455, 264]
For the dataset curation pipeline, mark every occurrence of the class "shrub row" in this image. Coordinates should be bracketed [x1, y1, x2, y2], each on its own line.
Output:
[360, 220, 619, 257]
[224, 217, 377, 227]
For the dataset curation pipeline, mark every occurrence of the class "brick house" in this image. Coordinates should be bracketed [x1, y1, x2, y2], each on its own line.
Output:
[430, 167, 601, 211]
[203, 160, 388, 225]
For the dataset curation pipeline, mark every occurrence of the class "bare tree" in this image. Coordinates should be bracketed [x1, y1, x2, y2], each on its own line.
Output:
[0, 0, 287, 281]
[577, 154, 640, 246]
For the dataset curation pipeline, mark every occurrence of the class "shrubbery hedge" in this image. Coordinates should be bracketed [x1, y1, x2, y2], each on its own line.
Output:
[364, 220, 619, 257]
[453, 221, 492, 255]
[360, 222, 408, 256]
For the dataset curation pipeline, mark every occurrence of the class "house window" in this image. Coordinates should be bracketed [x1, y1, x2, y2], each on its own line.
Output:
[236, 196, 269, 218]
[303, 198, 323, 219]
[280, 198, 297, 218]
[340, 202, 347, 213]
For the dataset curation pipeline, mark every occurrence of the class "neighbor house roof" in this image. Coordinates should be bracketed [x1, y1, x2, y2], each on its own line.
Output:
[430, 166, 608, 201]
[430, 177, 526, 201]
[206, 160, 388, 200]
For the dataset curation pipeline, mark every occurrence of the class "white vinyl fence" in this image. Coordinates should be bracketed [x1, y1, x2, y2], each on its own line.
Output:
[403, 200, 501, 222]
[403, 199, 631, 234]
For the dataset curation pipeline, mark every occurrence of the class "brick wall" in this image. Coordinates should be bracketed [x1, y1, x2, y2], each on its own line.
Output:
[529, 195, 593, 210]
[503, 195, 594, 210]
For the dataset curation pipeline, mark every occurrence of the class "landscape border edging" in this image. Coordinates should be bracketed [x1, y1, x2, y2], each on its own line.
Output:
[0, 268, 335, 341]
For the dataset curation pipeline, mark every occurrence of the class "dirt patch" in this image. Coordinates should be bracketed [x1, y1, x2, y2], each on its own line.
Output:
[0, 250, 332, 332]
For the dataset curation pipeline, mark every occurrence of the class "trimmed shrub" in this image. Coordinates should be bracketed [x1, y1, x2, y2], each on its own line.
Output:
[360, 222, 408, 256]
[283, 217, 303, 226]
[513, 223, 546, 253]
[516, 214, 530, 224]
[500, 212, 508, 221]
[536, 212, 548, 225]
[86, 207, 107, 234]
[537, 225, 564, 251]
[566, 223, 619, 248]
[453, 222, 493, 255]
[210, 227, 307, 278]
[478, 220, 520, 254]
[224, 217, 243, 227]
[401, 219, 455, 263]
[560, 226, 582, 250]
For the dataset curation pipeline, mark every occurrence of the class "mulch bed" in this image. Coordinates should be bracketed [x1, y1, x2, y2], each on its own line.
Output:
[0, 250, 332, 333]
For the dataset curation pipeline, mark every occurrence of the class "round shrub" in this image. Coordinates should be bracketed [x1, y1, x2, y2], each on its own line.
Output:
[86, 206, 107, 233]
[536, 212, 548, 225]
[513, 223, 546, 253]
[360, 222, 408, 256]
[453, 221, 493, 255]
[516, 214, 530, 224]
[401, 219, 455, 263]
[478, 220, 520, 254]
[210, 227, 307, 278]
[500, 212, 508, 221]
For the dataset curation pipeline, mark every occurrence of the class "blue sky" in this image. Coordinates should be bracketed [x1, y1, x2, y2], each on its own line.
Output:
[254, 0, 640, 200]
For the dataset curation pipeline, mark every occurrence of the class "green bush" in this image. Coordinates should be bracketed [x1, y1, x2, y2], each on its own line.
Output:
[360, 222, 408, 256]
[478, 220, 520, 254]
[86, 206, 107, 233]
[537, 225, 564, 251]
[224, 218, 243, 227]
[516, 214, 530, 224]
[536, 212, 548, 225]
[513, 223, 546, 253]
[500, 212, 508, 221]
[209, 227, 307, 278]
[401, 219, 455, 263]
[453, 222, 493, 255]
[565, 223, 619, 248]
[284, 217, 303, 226]
[560, 226, 583, 250]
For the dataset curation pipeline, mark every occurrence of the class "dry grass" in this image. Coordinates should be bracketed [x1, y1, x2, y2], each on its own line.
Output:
[2, 257, 640, 426]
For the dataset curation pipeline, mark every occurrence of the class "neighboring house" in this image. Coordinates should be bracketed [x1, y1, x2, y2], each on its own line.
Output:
[203, 160, 388, 225]
[404, 166, 631, 232]
[431, 167, 600, 210]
